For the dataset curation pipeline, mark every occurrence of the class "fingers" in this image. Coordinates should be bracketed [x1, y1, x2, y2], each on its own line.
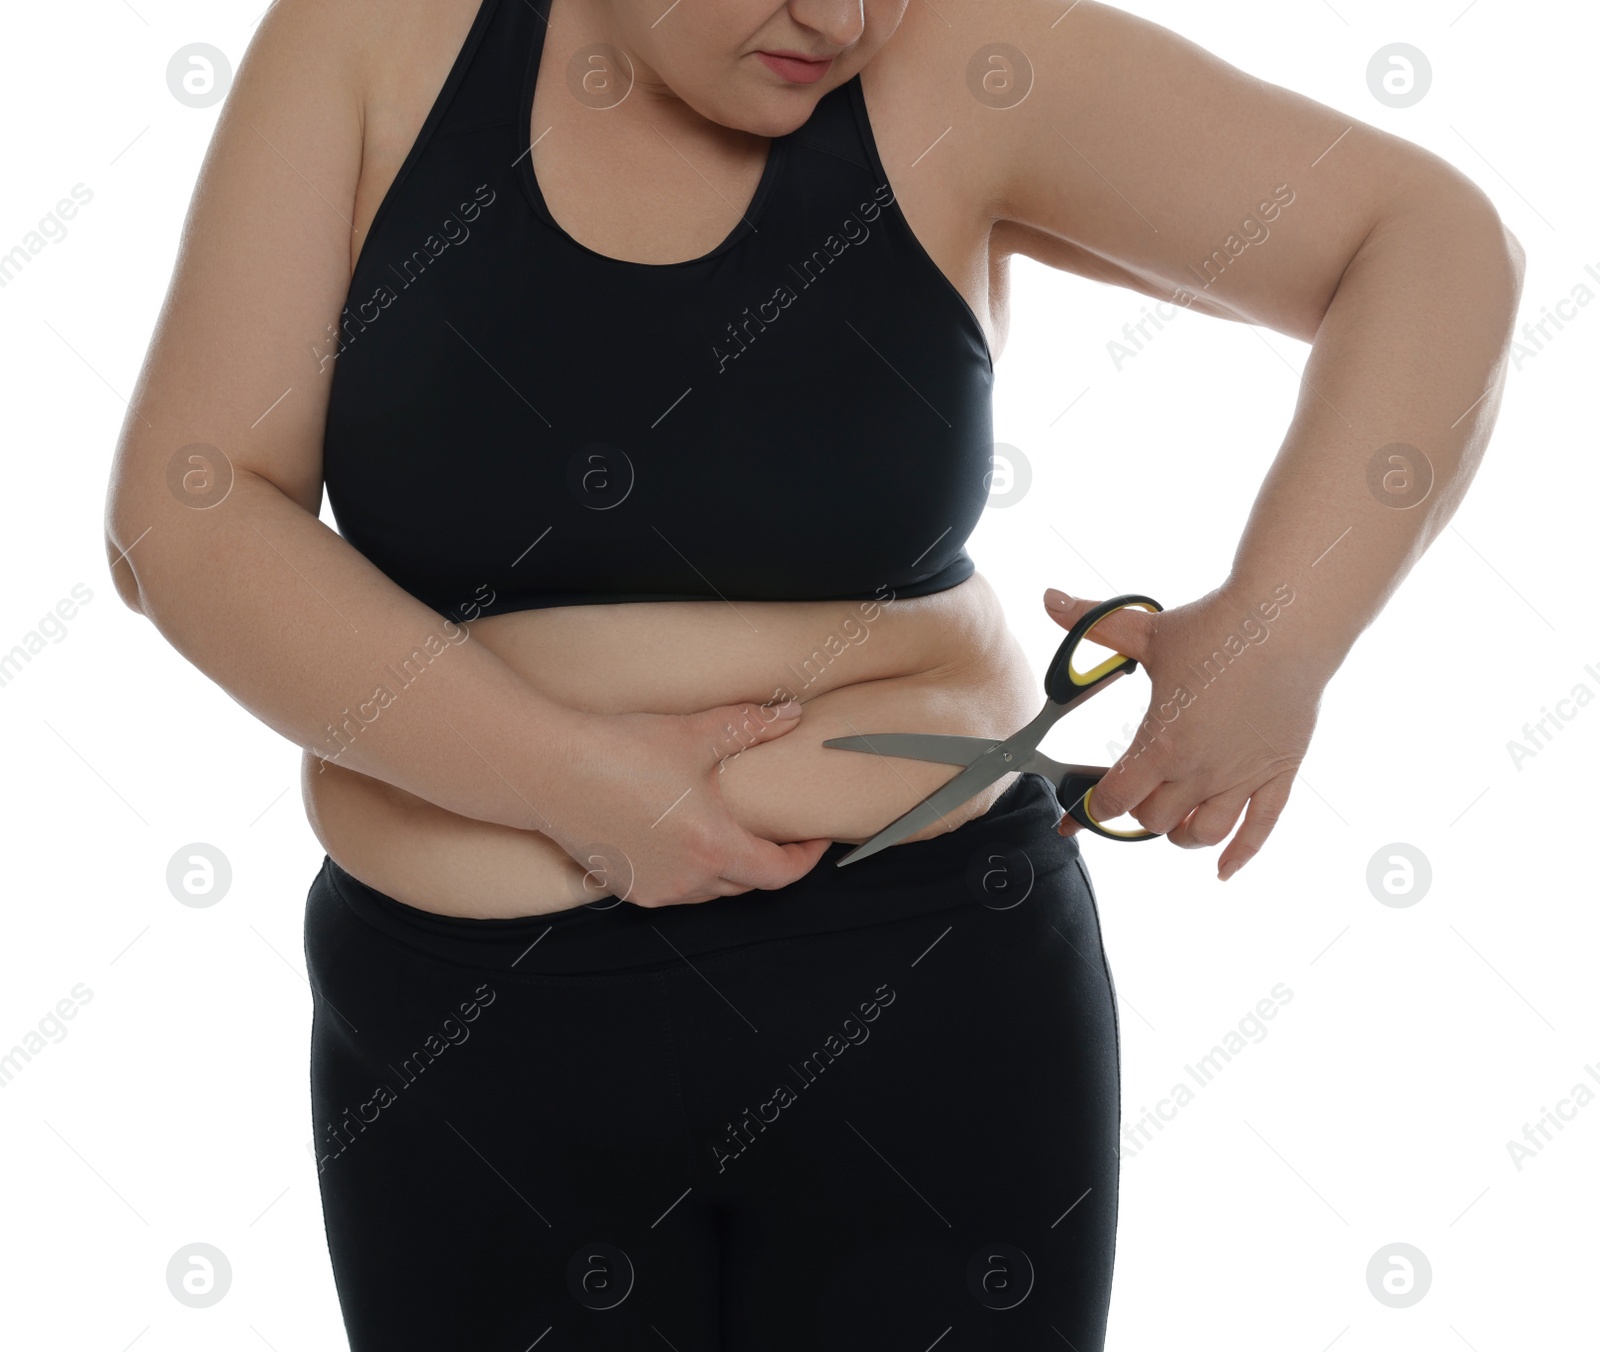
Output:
[1071, 752, 1168, 836]
[717, 833, 834, 894]
[610, 703, 823, 907]
[1043, 588, 1156, 660]
[630, 846, 820, 908]
[1056, 757, 1296, 886]
[1166, 784, 1252, 849]
[1068, 769, 1289, 878]
[643, 836, 831, 907]
[1215, 772, 1295, 881]
[693, 698, 803, 766]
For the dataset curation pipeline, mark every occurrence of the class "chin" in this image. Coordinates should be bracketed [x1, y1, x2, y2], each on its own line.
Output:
[726, 85, 836, 136]
[675, 64, 836, 135]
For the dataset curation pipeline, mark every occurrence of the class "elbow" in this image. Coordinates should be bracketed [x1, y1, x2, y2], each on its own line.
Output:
[1395, 154, 1527, 289]
[104, 455, 149, 612]
[1499, 218, 1527, 298]
[106, 537, 145, 614]
[1483, 212, 1527, 342]
[1462, 189, 1526, 302]
[103, 502, 150, 616]
[1433, 167, 1527, 299]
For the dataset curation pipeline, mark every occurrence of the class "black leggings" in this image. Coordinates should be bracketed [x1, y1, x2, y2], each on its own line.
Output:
[303, 773, 1121, 1350]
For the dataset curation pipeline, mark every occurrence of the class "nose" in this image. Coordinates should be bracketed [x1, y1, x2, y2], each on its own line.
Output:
[788, 0, 866, 50]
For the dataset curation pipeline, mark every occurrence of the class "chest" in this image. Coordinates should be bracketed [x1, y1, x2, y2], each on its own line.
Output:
[349, 7, 1004, 358]
[322, 0, 1002, 622]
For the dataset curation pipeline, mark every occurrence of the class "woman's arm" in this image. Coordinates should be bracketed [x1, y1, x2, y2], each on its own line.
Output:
[965, 0, 1523, 874]
[304, 635, 1043, 916]
[1213, 184, 1522, 680]
[104, 3, 825, 909]
[987, 0, 1523, 685]
[1091, 182, 1520, 872]
[104, 0, 598, 835]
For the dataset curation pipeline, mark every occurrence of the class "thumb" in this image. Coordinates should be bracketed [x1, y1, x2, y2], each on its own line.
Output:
[694, 697, 804, 763]
[1070, 756, 1152, 836]
[718, 831, 835, 894]
[1044, 587, 1100, 625]
[1043, 586, 1154, 661]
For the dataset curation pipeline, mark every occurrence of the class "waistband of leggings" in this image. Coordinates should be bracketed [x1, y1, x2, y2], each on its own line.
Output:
[317, 772, 1081, 975]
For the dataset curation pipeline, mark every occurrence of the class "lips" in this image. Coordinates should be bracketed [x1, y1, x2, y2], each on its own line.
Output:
[755, 51, 834, 85]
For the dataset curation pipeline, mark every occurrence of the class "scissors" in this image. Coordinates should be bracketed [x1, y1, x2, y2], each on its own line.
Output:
[822, 593, 1166, 867]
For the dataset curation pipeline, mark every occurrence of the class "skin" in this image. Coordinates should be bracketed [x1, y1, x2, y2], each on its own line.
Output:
[105, 0, 1524, 916]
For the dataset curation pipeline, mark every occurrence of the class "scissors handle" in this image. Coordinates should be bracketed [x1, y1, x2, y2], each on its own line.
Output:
[1055, 769, 1161, 842]
[1044, 593, 1164, 706]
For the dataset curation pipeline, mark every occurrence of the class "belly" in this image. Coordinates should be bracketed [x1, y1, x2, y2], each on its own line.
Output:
[300, 572, 1042, 917]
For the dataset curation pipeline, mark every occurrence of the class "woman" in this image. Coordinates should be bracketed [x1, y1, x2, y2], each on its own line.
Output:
[103, 0, 1522, 1345]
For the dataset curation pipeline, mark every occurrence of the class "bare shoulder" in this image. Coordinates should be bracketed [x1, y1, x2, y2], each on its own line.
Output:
[858, 0, 1024, 228]
[104, 0, 410, 543]
[237, 0, 485, 262]
[852, 0, 1042, 356]
[920, 0, 1506, 339]
[245, 0, 388, 111]
[857, 0, 1194, 226]
[346, 0, 487, 229]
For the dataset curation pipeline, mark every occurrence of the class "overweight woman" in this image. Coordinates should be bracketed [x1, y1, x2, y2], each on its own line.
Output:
[103, 0, 1522, 1346]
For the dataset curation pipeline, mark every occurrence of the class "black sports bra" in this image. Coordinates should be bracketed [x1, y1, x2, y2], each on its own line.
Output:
[320, 0, 996, 624]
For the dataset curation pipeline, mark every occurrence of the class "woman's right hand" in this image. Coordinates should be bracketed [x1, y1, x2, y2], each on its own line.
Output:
[535, 698, 835, 908]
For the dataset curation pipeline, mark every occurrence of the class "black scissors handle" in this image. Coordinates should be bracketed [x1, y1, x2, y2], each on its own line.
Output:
[1043, 593, 1165, 841]
[1044, 593, 1163, 705]
[1055, 769, 1159, 840]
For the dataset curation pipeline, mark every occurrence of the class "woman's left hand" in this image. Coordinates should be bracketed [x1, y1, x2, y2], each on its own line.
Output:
[1042, 584, 1329, 881]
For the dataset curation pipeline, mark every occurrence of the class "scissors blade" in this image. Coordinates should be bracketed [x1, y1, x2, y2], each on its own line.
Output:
[827, 665, 1132, 867]
[822, 732, 1071, 790]
[820, 732, 1003, 767]
[833, 745, 1020, 867]
[829, 693, 1090, 867]
[829, 708, 1071, 867]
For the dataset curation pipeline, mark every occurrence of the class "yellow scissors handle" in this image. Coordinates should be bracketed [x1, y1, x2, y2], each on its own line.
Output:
[1043, 593, 1163, 705]
[1044, 594, 1164, 841]
[1057, 770, 1161, 841]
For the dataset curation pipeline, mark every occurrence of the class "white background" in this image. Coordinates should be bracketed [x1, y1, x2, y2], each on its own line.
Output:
[1, 0, 1594, 1348]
